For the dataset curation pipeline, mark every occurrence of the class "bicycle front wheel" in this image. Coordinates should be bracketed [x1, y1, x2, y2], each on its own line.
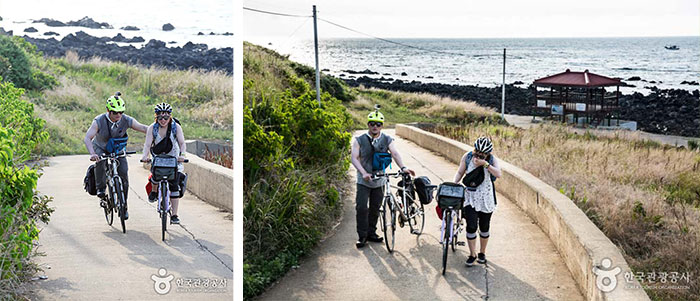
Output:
[382, 196, 395, 253]
[408, 198, 425, 235]
[103, 197, 113, 225]
[114, 180, 126, 234]
[161, 184, 168, 241]
[442, 209, 452, 275]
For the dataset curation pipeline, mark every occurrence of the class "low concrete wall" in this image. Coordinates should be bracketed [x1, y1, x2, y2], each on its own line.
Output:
[143, 154, 232, 212]
[396, 124, 649, 301]
[185, 140, 232, 158]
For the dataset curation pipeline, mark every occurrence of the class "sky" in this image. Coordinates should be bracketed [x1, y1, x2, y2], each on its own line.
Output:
[243, 0, 700, 39]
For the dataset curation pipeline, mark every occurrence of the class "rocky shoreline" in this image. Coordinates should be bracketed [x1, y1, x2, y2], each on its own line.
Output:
[345, 76, 700, 137]
[19, 31, 232, 74]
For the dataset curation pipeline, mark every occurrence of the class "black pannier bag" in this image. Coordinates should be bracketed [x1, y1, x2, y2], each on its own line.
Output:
[437, 182, 465, 209]
[152, 155, 178, 181]
[84, 164, 97, 195]
[397, 179, 416, 201]
[414, 176, 436, 205]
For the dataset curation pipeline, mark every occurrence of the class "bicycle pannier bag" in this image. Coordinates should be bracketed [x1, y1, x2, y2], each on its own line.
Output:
[84, 164, 97, 195]
[414, 176, 437, 205]
[437, 182, 464, 209]
[151, 155, 178, 181]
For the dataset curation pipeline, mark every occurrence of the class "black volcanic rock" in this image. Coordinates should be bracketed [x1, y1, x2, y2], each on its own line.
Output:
[67, 17, 112, 29]
[120, 26, 140, 31]
[627, 76, 641, 81]
[341, 69, 378, 75]
[33, 18, 66, 27]
[111, 33, 128, 42]
[681, 81, 699, 85]
[222, 32, 233, 36]
[22, 31, 232, 74]
[197, 32, 204, 35]
[401, 72, 408, 76]
[43, 31, 59, 36]
[24, 27, 38, 33]
[162, 23, 175, 31]
[343, 75, 700, 137]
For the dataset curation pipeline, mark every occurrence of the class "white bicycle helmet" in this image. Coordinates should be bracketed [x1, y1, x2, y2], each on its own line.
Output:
[154, 102, 172, 114]
[474, 137, 493, 154]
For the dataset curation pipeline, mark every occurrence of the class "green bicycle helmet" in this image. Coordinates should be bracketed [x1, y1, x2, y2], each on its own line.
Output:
[368, 105, 385, 123]
[106, 92, 125, 112]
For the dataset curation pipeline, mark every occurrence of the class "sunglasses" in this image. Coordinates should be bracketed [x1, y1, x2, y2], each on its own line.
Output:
[157, 115, 171, 121]
[110, 111, 123, 115]
[368, 122, 383, 127]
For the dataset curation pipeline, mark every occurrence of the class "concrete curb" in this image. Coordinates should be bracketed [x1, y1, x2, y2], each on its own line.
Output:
[396, 124, 649, 301]
[142, 153, 232, 212]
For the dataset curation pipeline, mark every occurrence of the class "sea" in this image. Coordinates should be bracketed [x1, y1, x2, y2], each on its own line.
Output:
[251, 36, 700, 95]
[0, 0, 233, 49]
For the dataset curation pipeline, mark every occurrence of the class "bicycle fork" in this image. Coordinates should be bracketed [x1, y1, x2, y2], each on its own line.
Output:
[440, 210, 454, 245]
[158, 183, 170, 214]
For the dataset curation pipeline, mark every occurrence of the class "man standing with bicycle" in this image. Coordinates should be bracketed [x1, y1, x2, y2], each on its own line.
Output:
[350, 106, 415, 248]
[84, 92, 148, 219]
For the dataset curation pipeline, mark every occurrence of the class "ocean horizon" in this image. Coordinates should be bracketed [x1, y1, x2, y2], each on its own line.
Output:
[250, 36, 700, 95]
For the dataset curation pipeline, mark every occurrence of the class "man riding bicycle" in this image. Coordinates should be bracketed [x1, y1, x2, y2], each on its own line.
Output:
[84, 92, 148, 220]
[350, 107, 415, 248]
[140, 102, 187, 224]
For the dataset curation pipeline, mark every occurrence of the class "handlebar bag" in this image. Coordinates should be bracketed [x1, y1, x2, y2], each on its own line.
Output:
[151, 155, 178, 181]
[437, 182, 465, 209]
[414, 176, 436, 205]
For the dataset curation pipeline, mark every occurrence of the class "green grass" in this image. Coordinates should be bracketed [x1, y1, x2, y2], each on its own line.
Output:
[28, 51, 232, 156]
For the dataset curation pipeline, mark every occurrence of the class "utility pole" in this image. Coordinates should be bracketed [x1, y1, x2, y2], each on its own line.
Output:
[313, 5, 321, 106]
[501, 48, 506, 120]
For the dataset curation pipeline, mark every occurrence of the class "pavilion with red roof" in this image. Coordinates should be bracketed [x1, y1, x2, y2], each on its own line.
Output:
[533, 69, 623, 126]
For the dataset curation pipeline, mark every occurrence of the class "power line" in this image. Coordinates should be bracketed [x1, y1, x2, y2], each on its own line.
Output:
[243, 7, 311, 18]
[318, 17, 465, 56]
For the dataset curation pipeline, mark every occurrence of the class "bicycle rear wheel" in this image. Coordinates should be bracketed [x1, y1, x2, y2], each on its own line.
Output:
[408, 198, 425, 235]
[442, 209, 452, 275]
[382, 196, 395, 253]
[161, 184, 168, 241]
[114, 180, 126, 233]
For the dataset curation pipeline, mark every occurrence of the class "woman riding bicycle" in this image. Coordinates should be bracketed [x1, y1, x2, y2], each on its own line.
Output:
[140, 102, 187, 224]
[452, 137, 501, 267]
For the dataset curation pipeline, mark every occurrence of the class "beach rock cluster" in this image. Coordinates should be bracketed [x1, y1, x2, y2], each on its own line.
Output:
[344, 76, 700, 137]
[33, 17, 112, 29]
[197, 32, 234, 36]
[22, 31, 232, 74]
[120, 26, 140, 31]
[162, 23, 175, 31]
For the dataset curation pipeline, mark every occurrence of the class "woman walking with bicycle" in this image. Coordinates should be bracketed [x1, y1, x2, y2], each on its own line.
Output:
[140, 103, 187, 224]
[350, 106, 414, 248]
[453, 137, 501, 267]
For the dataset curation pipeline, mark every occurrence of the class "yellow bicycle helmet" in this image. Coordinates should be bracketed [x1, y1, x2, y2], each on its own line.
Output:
[106, 92, 125, 112]
[368, 104, 385, 123]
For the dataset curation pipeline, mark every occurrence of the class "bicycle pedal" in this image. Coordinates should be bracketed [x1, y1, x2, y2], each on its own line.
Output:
[457, 241, 466, 246]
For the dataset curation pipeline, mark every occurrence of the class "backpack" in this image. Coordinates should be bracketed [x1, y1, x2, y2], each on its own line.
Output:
[84, 164, 97, 195]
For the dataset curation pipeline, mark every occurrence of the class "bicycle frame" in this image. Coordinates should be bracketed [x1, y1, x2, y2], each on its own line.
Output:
[377, 172, 412, 221]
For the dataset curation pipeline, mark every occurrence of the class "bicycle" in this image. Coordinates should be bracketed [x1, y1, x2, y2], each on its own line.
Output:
[93, 150, 136, 234]
[373, 170, 426, 253]
[436, 182, 466, 275]
[141, 155, 188, 241]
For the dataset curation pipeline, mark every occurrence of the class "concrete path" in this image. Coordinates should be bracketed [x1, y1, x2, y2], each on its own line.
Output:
[505, 114, 693, 147]
[259, 130, 583, 300]
[31, 155, 233, 300]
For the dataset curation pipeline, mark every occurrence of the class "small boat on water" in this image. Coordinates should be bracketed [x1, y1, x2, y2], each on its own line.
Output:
[664, 45, 679, 50]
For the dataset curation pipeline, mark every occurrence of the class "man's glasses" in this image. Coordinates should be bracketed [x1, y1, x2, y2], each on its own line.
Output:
[368, 122, 383, 127]
[157, 115, 171, 121]
[110, 111, 123, 115]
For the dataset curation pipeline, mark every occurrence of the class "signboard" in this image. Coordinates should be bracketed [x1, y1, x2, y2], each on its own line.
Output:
[537, 100, 546, 108]
[551, 105, 564, 115]
[576, 103, 586, 112]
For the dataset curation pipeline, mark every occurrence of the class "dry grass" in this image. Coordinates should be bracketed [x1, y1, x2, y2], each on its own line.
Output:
[435, 123, 700, 300]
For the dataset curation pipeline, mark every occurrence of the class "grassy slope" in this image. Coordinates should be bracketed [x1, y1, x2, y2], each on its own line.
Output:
[27, 51, 232, 156]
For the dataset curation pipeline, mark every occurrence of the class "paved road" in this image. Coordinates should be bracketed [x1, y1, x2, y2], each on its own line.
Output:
[259, 130, 583, 300]
[32, 155, 233, 300]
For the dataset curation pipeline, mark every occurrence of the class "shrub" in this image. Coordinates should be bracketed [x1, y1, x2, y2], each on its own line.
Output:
[0, 79, 49, 162]
[0, 36, 56, 91]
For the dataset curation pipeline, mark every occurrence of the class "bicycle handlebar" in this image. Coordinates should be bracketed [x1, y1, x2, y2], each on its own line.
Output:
[370, 170, 410, 181]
